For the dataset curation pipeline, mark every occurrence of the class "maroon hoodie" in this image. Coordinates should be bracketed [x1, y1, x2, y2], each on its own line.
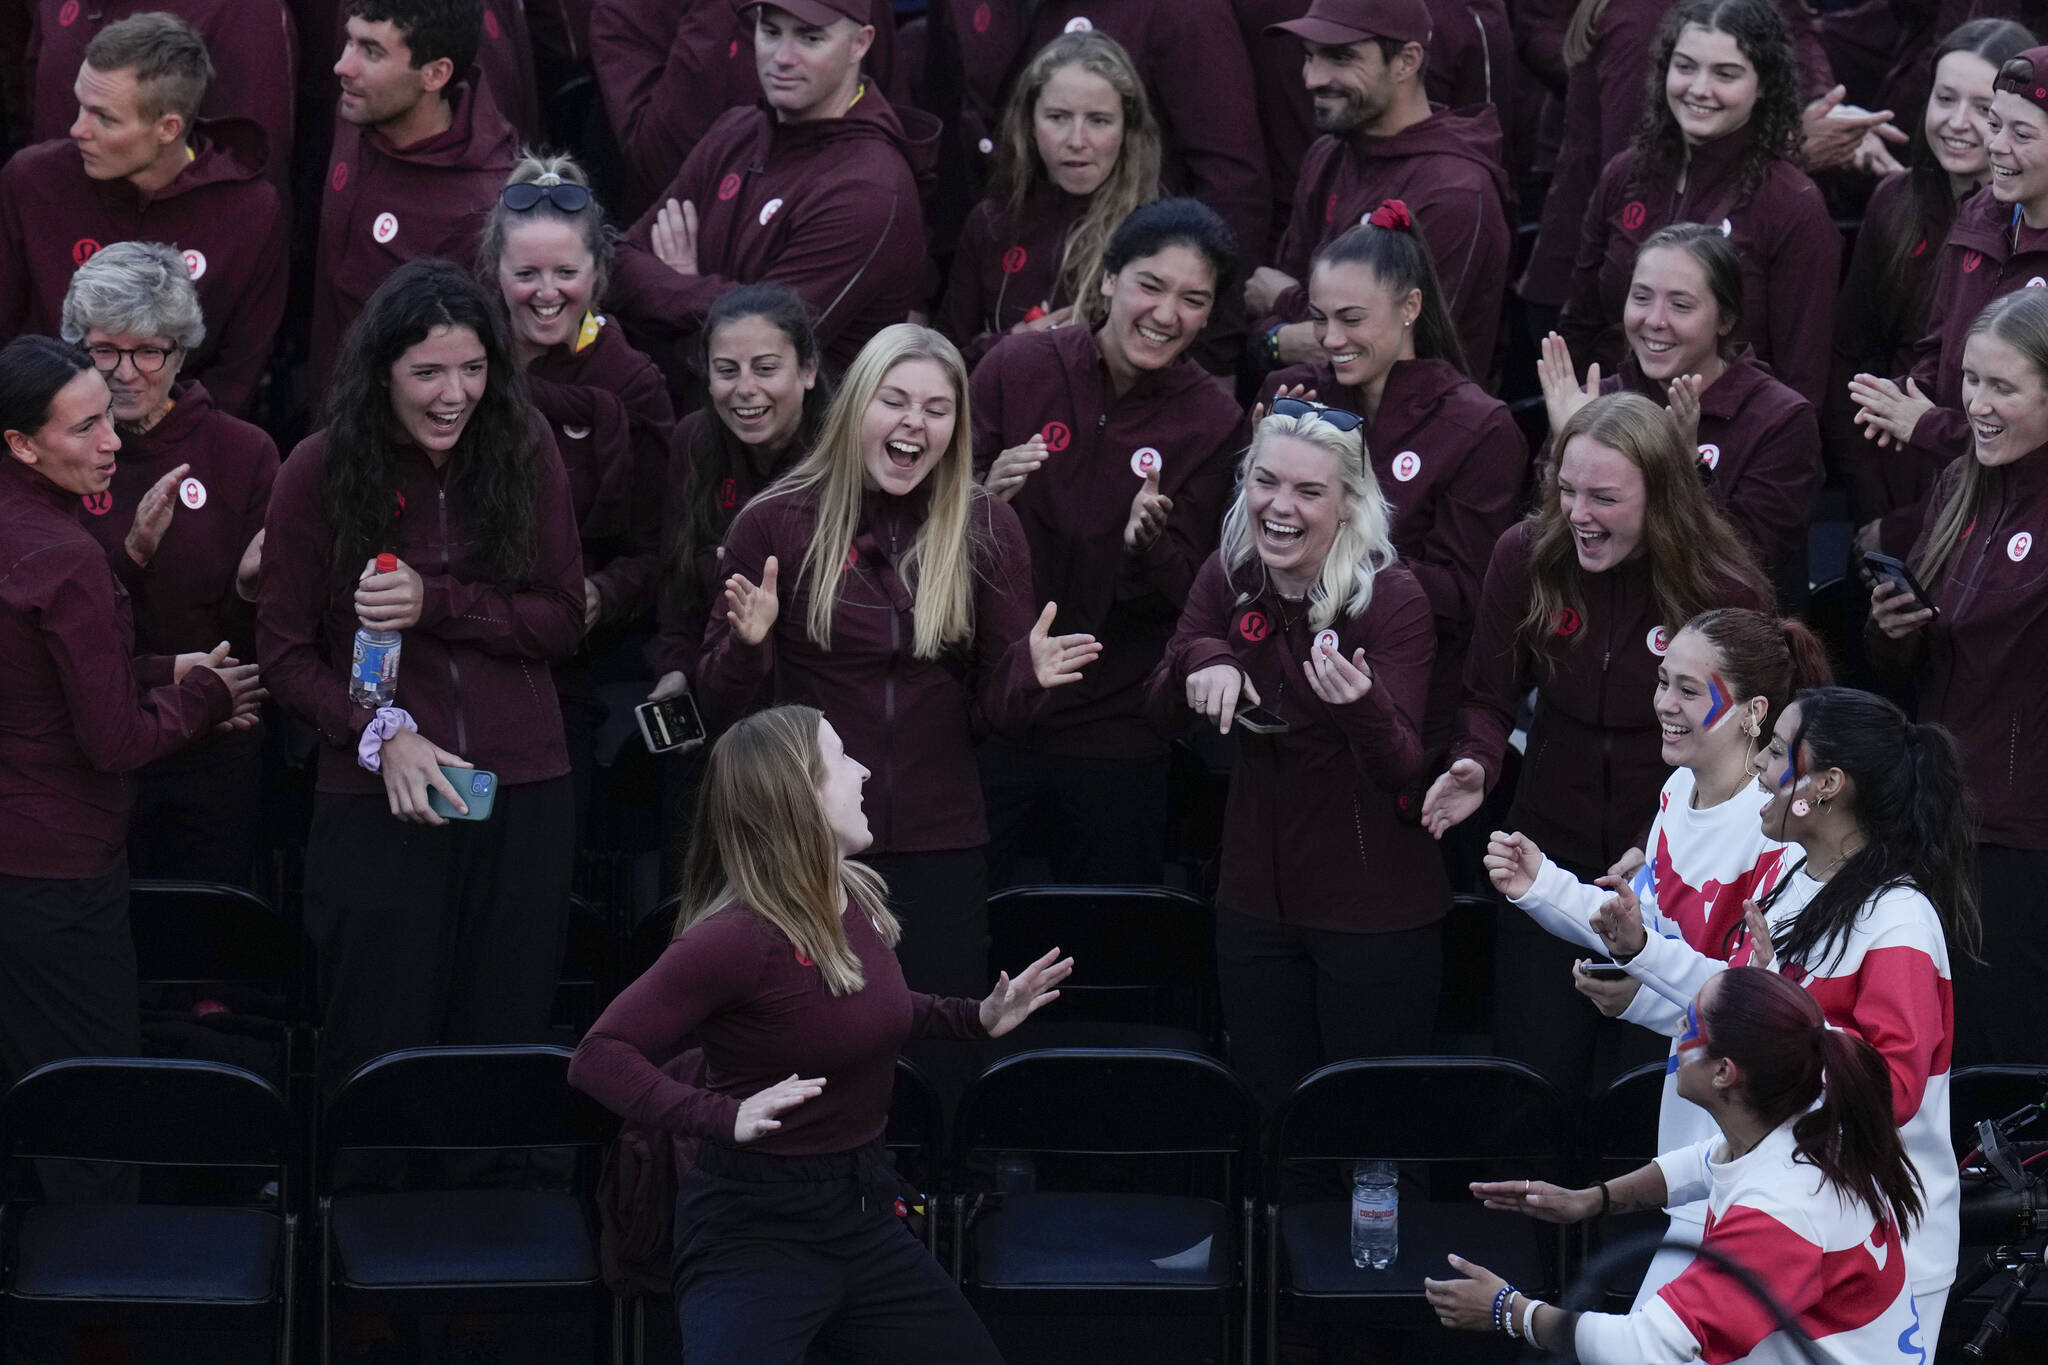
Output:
[525, 312, 676, 628]
[310, 80, 518, 386]
[256, 413, 585, 794]
[1263, 105, 1511, 374]
[611, 89, 940, 374]
[588, 0, 904, 214]
[1451, 519, 1769, 872]
[1602, 349, 1822, 579]
[0, 122, 288, 417]
[695, 481, 1045, 854]
[72, 381, 278, 662]
[299, 0, 542, 141]
[1561, 129, 1840, 407]
[26, 0, 297, 152]
[1257, 356, 1528, 746]
[924, 0, 1025, 194]
[0, 456, 233, 880]
[1150, 553, 1445, 931]
[939, 182, 1087, 367]
[969, 323, 1243, 760]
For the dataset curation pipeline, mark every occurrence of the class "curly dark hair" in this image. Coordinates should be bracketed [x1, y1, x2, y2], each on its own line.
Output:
[321, 257, 540, 584]
[1628, 0, 1804, 199]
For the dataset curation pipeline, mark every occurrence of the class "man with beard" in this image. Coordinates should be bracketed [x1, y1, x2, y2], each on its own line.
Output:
[1246, 0, 1510, 375]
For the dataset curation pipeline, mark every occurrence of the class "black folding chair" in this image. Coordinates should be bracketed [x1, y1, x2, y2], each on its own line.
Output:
[952, 1048, 1259, 1362]
[129, 879, 306, 1093]
[316, 1045, 623, 1364]
[888, 1055, 946, 1251]
[1950, 1065, 2048, 1336]
[1263, 1057, 1572, 1360]
[0, 1057, 296, 1361]
[1579, 1059, 1668, 1310]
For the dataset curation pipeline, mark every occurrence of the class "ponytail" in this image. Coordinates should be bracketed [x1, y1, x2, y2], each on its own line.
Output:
[1901, 722, 1983, 958]
[1310, 203, 1470, 377]
[1794, 1025, 1926, 1234]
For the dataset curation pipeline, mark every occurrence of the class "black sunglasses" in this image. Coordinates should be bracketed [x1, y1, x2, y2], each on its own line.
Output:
[500, 181, 593, 213]
[1270, 396, 1364, 432]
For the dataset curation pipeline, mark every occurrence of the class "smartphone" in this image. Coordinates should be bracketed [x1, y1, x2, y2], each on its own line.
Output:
[1863, 551, 1938, 617]
[636, 693, 707, 753]
[1579, 959, 1631, 981]
[427, 766, 497, 821]
[1233, 704, 1290, 734]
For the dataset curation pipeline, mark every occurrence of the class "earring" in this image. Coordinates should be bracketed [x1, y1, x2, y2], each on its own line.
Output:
[1791, 798, 1812, 818]
[1741, 716, 1761, 739]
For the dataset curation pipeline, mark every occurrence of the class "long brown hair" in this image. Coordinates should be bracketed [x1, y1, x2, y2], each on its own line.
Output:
[1517, 393, 1768, 655]
[1626, 0, 1805, 200]
[673, 705, 897, 996]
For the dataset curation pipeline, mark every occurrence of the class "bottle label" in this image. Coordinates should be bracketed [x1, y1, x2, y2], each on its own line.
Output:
[353, 635, 400, 693]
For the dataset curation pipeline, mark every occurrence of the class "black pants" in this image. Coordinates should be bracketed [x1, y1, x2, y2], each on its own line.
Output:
[672, 1141, 1004, 1365]
[979, 738, 1169, 889]
[305, 778, 575, 1090]
[127, 724, 267, 887]
[1215, 904, 1443, 1112]
[1953, 843, 2048, 1068]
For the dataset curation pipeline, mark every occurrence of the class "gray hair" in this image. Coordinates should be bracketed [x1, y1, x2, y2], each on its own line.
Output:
[60, 241, 206, 352]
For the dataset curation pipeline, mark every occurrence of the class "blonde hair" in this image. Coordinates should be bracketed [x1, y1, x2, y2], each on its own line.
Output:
[475, 150, 614, 304]
[771, 324, 982, 658]
[674, 705, 898, 996]
[1217, 412, 1396, 628]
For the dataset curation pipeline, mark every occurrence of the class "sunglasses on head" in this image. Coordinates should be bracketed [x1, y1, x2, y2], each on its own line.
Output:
[501, 181, 593, 213]
[1270, 396, 1364, 433]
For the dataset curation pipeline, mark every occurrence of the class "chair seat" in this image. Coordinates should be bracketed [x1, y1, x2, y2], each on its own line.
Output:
[12, 1204, 280, 1302]
[974, 1191, 1231, 1288]
[331, 1189, 597, 1288]
[1280, 1199, 1546, 1297]
[987, 1022, 1211, 1057]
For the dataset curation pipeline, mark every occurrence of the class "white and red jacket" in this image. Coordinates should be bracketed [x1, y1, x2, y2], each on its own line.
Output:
[1573, 1123, 1926, 1363]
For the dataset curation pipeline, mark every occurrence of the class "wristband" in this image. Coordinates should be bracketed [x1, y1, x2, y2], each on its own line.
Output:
[1522, 1297, 1547, 1350]
[1597, 1180, 1612, 1218]
[356, 706, 418, 773]
[1266, 323, 1284, 367]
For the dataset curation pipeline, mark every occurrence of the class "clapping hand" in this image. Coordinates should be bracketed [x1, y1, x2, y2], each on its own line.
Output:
[724, 555, 780, 645]
[1027, 602, 1100, 689]
[1124, 469, 1171, 551]
[987, 435, 1048, 502]
[979, 947, 1076, 1037]
[1420, 759, 1486, 839]
[124, 463, 190, 567]
[1586, 874, 1645, 958]
[734, 1073, 824, 1144]
[1847, 374, 1933, 450]
[1537, 332, 1598, 439]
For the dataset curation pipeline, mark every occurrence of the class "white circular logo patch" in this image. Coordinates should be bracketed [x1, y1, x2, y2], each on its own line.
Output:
[1391, 450, 1421, 482]
[372, 212, 399, 244]
[2010, 531, 2034, 562]
[561, 424, 591, 441]
[182, 248, 207, 281]
[1064, 15, 1092, 30]
[1698, 442, 1721, 469]
[2030, 277, 2047, 289]
[1646, 625, 1671, 656]
[1314, 629, 1339, 654]
[1130, 447, 1161, 478]
[758, 198, 784, 227]
[1718, 218, 1732, 237]
[977, 138, 994, 154]
[178, 476, 206, 510]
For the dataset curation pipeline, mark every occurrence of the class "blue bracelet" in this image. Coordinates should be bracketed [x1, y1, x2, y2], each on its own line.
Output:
[1492, 1284, 1515, 1334]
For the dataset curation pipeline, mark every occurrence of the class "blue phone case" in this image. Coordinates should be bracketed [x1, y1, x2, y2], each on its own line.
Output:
[427, 766, 497, 821]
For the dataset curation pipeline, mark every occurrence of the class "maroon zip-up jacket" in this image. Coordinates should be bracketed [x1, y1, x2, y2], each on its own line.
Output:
[588, 0, 904, 213]
[310, 80, 517, 386]
[611, 90, 939, 374]
[939, 182, 1086, 367]
[1871, 449, 2048, 850]
[1151, 553, 1446, 931]
[1561, 129, 1840, 406]
[969, 324, 1243, 760]
[1601, 350, 1822, 579]
[696, 480, 1045, 853]
[1264, 105, 1511, 373]
[1258, 356, 1527, 746]
[71, 382, 277, 662]
[0, 122, 287, 418]
[1450, 519, 1769, 872]
[256, 414, 584, 794]
[526, 313, 675, 629]
[299, 0, 542, 141]
[0, 456, 233, 880]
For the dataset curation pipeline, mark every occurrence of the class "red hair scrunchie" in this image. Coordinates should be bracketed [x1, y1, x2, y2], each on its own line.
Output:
[1366, 199, 1412, 231]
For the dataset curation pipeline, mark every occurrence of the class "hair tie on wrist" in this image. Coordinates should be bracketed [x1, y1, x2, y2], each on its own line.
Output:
[1366, 198, 1413, 231]
[1597, 1180, 1612, 1218]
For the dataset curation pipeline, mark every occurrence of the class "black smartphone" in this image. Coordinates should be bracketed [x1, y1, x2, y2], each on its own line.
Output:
[1579, 959, 1631, 981]
[636, 693, 707, 753]
[1863, 551, 1938, 617]
[1233, 704, 1290, 734]
[427, 767, 497, 821]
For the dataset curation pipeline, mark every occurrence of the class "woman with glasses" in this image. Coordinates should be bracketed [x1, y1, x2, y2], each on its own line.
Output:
[56, 241, 279, 884]
[1149, 402, 1439, 1107]
[477, 153, 676, 830]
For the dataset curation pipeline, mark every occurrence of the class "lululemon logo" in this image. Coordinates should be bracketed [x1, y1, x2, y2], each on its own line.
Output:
[484, 8, 501, 38]
[2010, 531, 2033, 562]
[1315, 629, 1339, 653]
[1647, 626, 1671, 656]
[331, 162, 348, 192]
[1621, 201, 1646, 231]
[1965, 250, 1983, 273]
[178, 477, 207, 510]
[561, 425, 591, 440]
[372, 212, 399, 244]
[719, 477, 737, 509]
[1064, 15, 1092, 31]
[1555, 607, 1580, 637]
[1912, 237, 1927, 257]
[1001, 246, 1027, 275]
[1039, 421, 1070, 451]
[2031, 277, 2047, 289]
[717, 173, 742, 201]
[1391, 450, 1421, 482]
[1719, 218, 1732, 236]
[71, 238, 101, 267]
[1237, 610, 1270, 643]
[758, 198, 784, 227]
[1698, 442, 1721, 469]
[81, 490, 113, 516]
[58, 0, 80, 25]
[392, 489, 406, 517]
[844, 545, 859, 570]
[1324, 193, 1338, 225]
[182, 249, 207, 281]
[973, 2, 991, 30]
[728, 39, 739, 58]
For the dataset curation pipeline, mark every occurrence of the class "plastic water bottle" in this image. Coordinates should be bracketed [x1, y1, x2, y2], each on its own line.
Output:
[348, 552, 403, 707]
[1351, 1160, 1398, 1269]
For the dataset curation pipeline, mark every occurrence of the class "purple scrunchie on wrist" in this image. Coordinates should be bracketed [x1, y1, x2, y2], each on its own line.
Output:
[357, 706, 418, 773]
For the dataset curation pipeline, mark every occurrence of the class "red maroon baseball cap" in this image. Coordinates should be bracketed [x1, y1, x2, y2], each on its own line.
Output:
[1995, 46, 2048, 115]
[735, 0, 872, 27]
[1266, 0, 1432, 47]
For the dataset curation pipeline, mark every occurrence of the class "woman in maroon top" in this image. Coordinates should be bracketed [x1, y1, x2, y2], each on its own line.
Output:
[258, 260, 586, 1090]
[1151, 403, 1439, 1108]
[0, 336, 258, 1189]
[1422, 392, 1769, 1098]
[970, 197, 1242, 887]
[58, 242, 279, 886]
[1869, 287, 2048, 1067]
[699, 324, 1097, 999]
[940, 30, 1162, 366]
[570, 704, 1067, 1362]
[1560, 0, 1840, 407]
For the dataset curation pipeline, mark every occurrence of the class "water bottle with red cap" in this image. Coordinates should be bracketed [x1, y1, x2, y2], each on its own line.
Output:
[348, 553, 403, 707]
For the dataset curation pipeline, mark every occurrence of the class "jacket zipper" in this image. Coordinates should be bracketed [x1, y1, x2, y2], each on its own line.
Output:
[882, 522, 900, 851]
[438, 485, 469, 755]
[1596, 573, 1615, 859]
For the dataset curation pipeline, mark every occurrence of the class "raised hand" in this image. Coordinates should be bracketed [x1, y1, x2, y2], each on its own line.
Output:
[1420, 758, 1486, 839]
[1666, 371, 1704, 454]
[987, 435, 1048, 502]
[734, 1073, 825, 1144]
[124, 462, 191, 567]
[979, 946, 1076, 1036]
[723, 555, 781, 646]
[652, 198, 701, 277]
[1250, 381, 1318, 429]
[1483, 829, 1544, 900]
[1587, 873, 1645, 958]
[1537, 332, 1598, 440]
[1847, 373, 1933, 450]
[1741, 898, 1774, 968]
[1124, 469, 1171, 551]
[1186, 663, 1256, 734]
[1027, 602, 1100, 689]
[1302, 637, 1373, 705]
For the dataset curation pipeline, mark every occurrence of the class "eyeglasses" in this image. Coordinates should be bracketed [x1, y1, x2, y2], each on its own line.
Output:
[500, 181, 593, 213]
[1270, 396, 1364, 433]
[85, 342, 177, 375]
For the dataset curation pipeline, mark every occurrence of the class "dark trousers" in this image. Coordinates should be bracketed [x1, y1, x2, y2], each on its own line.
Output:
[305, 778, 575, 1090]
[1953, 843, 2048, 1068]
[979, 738, 1169, 889]
[127, 725, 266, 887]
[1215, 904, 1443, 1112]
[672, 1141, 1004, 1365]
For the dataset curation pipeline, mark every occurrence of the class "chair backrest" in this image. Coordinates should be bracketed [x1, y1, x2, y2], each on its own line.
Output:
[952, 1048, 1258, 1161]
[1, 1056, 292, 1169]
[553, 894, 618, 1032]
[1268, 1057, 1571, 1179]
[1949, 1065, 2048, 1159]
[986, 886, 1215, 1030]
[129, 879, 302, 1010]
[1588, 1060, 1667, 1169]
[887, 1055, 945, 1193]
